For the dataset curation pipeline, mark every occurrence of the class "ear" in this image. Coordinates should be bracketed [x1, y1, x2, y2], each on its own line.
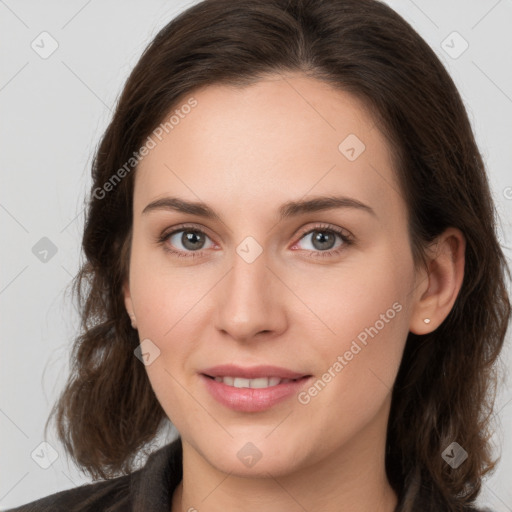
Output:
[123, 280, 137, 329]
[409, 227, 466, 335]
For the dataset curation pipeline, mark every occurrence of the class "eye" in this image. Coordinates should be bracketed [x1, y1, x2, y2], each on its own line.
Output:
[291, 223, 354, 259]
[158, 224, 215, 258]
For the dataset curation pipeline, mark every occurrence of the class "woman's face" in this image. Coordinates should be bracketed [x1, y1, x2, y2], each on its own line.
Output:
[124, 73, 424, 477]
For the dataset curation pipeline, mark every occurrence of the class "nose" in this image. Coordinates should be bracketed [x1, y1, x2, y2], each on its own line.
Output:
[213, 246, 288, 342]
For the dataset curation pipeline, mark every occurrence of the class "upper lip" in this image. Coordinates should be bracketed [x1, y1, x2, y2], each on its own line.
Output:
[201, 364, 310, 380]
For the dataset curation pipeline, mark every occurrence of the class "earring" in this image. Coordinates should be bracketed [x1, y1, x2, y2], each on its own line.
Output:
[423, 318, 431, 324]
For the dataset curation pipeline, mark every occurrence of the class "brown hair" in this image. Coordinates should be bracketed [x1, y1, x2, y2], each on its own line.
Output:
[46, 0, 511, 510]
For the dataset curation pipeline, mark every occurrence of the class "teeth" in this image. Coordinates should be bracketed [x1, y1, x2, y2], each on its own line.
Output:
[213, 376, 293, 388]
[231, 377, 250, 388]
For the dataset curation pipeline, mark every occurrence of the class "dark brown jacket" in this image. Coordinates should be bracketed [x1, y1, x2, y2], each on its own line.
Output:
[4, 437, 495, 512]
[4, 438, 183, 512]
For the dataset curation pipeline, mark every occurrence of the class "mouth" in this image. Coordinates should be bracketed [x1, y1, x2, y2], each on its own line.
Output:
[199, 368, 313, 412]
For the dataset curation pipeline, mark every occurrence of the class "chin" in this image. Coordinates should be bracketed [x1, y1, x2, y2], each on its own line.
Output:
[197, 437, 306, 478]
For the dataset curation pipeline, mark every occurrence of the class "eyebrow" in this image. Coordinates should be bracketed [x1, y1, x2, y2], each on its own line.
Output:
[142, 195, 376, 220]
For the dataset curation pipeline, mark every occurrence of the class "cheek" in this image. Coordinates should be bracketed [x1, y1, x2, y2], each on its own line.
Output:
[128, 248, 212, 388]
[297, 255, 410, 406]
[129, 239, 207, 337]
[130, 264, 203, 426]
[295, 251, 409, 352]
[131, 273, 204, 401]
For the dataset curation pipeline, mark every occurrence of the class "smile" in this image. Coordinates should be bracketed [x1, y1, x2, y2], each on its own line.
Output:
[200, 374, 312, 412]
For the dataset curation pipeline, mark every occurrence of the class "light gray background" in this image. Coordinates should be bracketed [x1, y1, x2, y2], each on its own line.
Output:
[1, 0, 511, 509]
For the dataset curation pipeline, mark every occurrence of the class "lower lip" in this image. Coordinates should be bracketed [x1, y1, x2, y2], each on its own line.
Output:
[200, 374, 312, 412]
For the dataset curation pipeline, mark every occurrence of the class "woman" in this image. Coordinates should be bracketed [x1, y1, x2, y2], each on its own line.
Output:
[7, 0, 510, 511]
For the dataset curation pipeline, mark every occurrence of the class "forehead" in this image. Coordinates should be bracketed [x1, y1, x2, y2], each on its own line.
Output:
[134, 73, 402, 222]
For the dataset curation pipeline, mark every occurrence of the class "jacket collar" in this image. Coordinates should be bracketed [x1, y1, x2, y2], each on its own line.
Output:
[131, 436, 183, 511]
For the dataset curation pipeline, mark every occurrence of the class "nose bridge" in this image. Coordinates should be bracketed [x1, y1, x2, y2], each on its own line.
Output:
[214, 237, 285, 339]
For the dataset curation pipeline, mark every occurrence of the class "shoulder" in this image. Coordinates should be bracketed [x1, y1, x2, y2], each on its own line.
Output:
[2, 473, 132, 512]
[3, 437, 182, 512]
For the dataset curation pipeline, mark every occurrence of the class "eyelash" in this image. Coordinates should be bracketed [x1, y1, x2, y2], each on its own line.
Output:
[157, 222, 354, 260]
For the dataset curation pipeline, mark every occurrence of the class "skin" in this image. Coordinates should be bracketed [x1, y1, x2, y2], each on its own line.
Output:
[123, 72, 465, 512]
